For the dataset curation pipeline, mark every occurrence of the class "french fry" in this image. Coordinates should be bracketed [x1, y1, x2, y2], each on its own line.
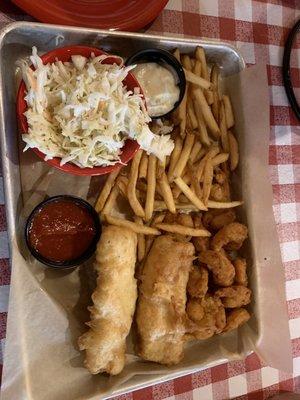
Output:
[171, 132, 195, 181]
[202, 158, 214, 205]
[134, 216, 146, 262]
[174, 177, 207, 211]
[127, 150, 145, 217]
[191, 174, 202, 199]
[184, 68, 211, 90]
[116, 176, 128, 197]
[144, 154, 157, 221]
[139, 152, 148, 179]
[219, 101, 229, 152]
[193, 88, 220, 138]
[195, 46, 208, 80]
[195, 46, 213, 104]
[157, 166, 176, 214]
[101, 184, 120, 215]
[228, 131, 239, 171]
[179, 88, 188, 137]
[207, 200, 243, 208]
[223, 94, 235, 129]
[193, 99, 211, 146]
[95, 169, 120, 212]
[187, 101, 198, 129]
[155, 223, 211, 237]
[182, 55, 198, 130]
[193, 60, 202, 77]
[182, 54, 193, 70]
[154, 200, 198, 212]
[212, 153, 229, 167]
[168, 135, 183, 181]
[194, 147, 206, 163]
[190, 141, 202, 164]
[195, 146, 219, 181]
[173, 48, 180, 61]
[105, 214, 161, 235]
[172, 171, 191, 199]
[211, 64, 220, 122]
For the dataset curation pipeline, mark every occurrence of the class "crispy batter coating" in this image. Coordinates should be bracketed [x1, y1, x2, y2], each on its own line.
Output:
[136, 235, 194, 365]
[215, 285, 251, 308]
[234, 258, 248, 286]
[210, 183, 227, 202]
[210, 210, 236, 231]
[78, 226, 137, 375]
[192, 213, 210, 252]
[199, 249, 235, 287]
[223, 308, 250, 332]
[187, 265, 209, 298]
[211, 222, 248, 251]
[186, 295, 226, 339]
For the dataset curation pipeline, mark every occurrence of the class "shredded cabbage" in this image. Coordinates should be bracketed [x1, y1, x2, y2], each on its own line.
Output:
[18, 47, 174, 168]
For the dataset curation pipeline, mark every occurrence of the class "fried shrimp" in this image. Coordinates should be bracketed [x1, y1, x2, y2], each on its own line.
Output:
[223, 308, 250, 332]
[211, 222, 248, 251]
[186, 295, 226, 339]
[215, 285, 251, 308]
[199, 249, 235, 287]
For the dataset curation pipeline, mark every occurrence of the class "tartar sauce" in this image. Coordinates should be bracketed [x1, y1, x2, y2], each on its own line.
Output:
[132, 62, 180, 117]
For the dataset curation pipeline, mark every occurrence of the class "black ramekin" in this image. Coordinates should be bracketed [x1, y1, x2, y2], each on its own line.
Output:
[25, 195, 101, 269]
[125, 48, 186, 119]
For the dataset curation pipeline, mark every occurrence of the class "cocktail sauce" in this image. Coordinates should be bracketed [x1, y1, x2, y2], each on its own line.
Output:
[28, 199, 97, 262]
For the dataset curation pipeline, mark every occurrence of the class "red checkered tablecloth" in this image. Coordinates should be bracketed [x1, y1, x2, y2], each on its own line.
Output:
[0, 0, 299, 399]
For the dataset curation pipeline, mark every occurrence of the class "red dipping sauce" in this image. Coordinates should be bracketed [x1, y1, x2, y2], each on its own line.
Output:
[28, 199, 97, 263]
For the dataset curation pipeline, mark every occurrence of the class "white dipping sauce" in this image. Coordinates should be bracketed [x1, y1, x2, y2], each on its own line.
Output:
[132, 62, 180, 117]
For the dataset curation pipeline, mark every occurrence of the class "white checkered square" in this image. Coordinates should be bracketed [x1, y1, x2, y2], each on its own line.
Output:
[279, 203, 298, 223]
[199, 0, 219, 17]
[286, 279, 300, 301]
[193, 385, 213, 400]
[261, 367, 279, 388]
[236, 41, 255, 64]
[293, 357, 300, 376]
[0, 285, 9, 313]
[267, 3, 283, 26]
[268, 44, 283, 67]
[274, 126, 292, 146]
[281, 241, 300, 263]
[289, 317, 300, 340]
[270, 85, 289, 107]
[228, 375, 247, 398]
[0, 178, 4, 204]
[165, 0, 182, 12]
[277, 165, 295, 185]
[234, 0, 252, 21]
[0, 232, 9, 259]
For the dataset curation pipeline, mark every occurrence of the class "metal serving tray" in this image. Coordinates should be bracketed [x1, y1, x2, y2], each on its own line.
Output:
[0, 22, 249, 399]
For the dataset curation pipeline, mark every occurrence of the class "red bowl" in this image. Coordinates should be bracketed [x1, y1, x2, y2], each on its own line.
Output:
[17, 45, 141, 176]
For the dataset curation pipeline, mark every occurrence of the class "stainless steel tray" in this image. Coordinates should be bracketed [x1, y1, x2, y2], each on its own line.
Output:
[0, 22, 248, 399]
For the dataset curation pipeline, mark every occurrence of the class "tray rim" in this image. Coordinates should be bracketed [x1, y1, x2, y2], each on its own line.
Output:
[0, 21, 249, 400]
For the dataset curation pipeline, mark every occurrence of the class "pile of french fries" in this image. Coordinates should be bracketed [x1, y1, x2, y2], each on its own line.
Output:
[95, 46, 241, 262]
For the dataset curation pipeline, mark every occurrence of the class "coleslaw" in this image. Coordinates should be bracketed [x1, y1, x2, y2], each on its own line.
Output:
[18, 47, 174, 168]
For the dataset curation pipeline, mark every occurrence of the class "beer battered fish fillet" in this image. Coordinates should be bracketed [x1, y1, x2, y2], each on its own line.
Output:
[78, 225, 137, 375]
[136, 235, 194, 365]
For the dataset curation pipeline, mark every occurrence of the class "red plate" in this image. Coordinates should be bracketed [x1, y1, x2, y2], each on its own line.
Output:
[17, 45, 141, 176]
[11, 0, 168, 32]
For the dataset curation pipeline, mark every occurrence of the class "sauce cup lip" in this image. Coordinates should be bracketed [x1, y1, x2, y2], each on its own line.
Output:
[125, 48, 186, 119]
[25, 195, 101, 269]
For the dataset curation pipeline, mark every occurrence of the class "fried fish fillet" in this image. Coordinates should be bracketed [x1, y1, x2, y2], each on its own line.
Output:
[136, 235, 194, 365]
[78, 225, 137, 375]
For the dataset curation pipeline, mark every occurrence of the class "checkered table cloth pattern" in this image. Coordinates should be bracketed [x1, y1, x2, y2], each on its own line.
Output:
[0, 0, 299, 399]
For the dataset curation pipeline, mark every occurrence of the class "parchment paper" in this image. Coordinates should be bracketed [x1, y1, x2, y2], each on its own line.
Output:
[0, 64, 292, 400]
